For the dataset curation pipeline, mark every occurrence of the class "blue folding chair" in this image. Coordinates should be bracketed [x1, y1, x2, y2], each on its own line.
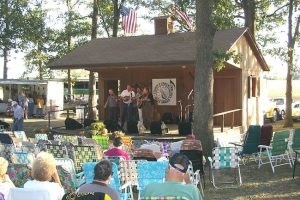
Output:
[82, 162, 133, 200]
[137, 161, 169, 199]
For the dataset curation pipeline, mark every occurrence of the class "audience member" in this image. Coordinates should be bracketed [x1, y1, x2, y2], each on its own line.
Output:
[142, 153, 202, 200]
[181, 134, 202, 151]
[0, 157, 15, 199]
[77, 160, 121, 200]
[139, 143, 167, 161]
[105, 137, 130, 160]
[24, 152, 64, 200]
[12, 101, 24, 131]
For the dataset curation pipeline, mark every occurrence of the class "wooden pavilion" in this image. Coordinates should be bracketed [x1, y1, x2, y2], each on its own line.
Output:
[48, 19, 269, 132]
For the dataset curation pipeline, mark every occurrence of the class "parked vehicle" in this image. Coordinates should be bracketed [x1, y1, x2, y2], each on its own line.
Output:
[264, 101, 280, 122]
[292, 102, 300, 121]
[270, 97, 286, 120]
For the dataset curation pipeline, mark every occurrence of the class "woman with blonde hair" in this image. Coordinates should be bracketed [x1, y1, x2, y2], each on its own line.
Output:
[0, 157, 15, 199]
[24, 152, 64, 200]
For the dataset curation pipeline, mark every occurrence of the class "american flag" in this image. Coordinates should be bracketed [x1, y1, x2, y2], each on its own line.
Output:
[174, 6, 193, 30]
[121, 4, 137, 33]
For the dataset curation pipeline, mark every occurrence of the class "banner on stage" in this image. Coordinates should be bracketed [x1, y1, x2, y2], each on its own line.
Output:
[152, 78, 176, 106]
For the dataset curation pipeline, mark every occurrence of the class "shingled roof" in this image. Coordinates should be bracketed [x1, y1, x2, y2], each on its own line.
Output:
[48, 27, 269, 71]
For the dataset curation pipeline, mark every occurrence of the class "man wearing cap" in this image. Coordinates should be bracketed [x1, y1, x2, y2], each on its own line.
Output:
[12, 101, 24, 131]
[142, 153, 202, 200]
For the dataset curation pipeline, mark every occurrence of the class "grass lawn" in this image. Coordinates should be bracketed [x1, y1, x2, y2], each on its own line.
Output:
[205, 161, 300, 199]
[205, 120, 300, 200]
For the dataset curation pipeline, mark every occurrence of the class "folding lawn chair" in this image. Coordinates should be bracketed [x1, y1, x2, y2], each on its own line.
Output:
[231, 125, 261, 162]
[258, 130, 292, 173]
[208, 147, 242, 189]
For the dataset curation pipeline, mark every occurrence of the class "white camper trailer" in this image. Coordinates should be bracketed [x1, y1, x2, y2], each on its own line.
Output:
[0, 79, 64, 119]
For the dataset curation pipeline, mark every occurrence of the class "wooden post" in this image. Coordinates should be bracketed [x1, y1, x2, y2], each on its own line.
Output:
[98, 72, 105, 120]
[221, 114, 224, 133]
[231, 112, 234, 129]
[48, 111, 51, 128]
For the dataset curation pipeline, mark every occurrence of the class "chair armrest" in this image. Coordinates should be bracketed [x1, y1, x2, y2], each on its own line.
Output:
[120, 181, 132, 190]
[193, 170, 200, 185]
[258, 145, 272, 150]
[208, 157, 213, 168]
[208, 157, 212, 162]
[229, 142, 242, 147]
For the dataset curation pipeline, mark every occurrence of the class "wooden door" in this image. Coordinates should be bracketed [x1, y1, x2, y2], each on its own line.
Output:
[213, 78, 236, 126]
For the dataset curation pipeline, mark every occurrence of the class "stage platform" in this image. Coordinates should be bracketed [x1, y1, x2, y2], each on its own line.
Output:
[51, 124, 185, 142]
[51, 124, 243, 144]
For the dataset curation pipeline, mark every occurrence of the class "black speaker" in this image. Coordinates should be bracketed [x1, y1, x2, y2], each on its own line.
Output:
[178, 122, 192, 136]
[65, 118, 83, 130]
[162, 112, 173, 124]
[104, 120, 120, 132]
[150, 121, 162, 135]
[127, 120, 138, 134]
[84, 119, 96, 127]
[0, 120, 10, 129]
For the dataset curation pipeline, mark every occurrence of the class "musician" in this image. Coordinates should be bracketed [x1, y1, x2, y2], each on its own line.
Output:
[120, 84, 135, 129]
[104, 89, 118, 122]
[141, 87, 154, 129]
[130, 85, 139, 122]
[135, 86, 143, 122]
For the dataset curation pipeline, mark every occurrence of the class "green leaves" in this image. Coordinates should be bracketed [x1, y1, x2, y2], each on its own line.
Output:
[213, 50, 242, 71]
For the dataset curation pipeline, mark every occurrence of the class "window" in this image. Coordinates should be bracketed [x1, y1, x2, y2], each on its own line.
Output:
[248, 76, 260, 98]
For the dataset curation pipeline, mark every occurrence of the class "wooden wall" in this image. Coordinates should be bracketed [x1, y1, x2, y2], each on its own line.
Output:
[97, 64, 242, 126]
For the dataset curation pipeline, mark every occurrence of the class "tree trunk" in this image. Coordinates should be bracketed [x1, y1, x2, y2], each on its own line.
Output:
[193, 0, 216, 157]
[112, 0, 125, 37]
[241, 0, 256, 37]
[284, 0, 299, 127]
[3, 0, 9, 79]
[3, 48, 8, 79]
[87, 0, 99, 120]
[38, 60, 43, 80]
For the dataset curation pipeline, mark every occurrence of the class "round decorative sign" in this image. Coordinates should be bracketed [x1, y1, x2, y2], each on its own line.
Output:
[153, 81, 175, 104]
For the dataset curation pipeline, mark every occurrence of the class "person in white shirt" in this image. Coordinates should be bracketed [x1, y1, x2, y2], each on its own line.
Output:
[0, 157, 15, 200]
[120, 84, 135, 129]
[24, 152, 64, 200]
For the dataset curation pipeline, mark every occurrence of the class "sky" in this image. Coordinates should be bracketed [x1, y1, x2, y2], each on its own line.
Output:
[0, 1, 297, 79]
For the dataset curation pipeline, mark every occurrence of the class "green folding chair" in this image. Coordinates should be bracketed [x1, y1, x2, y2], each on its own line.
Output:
[92, 135, 109, 150]
[231, 125, 261, 160]
[291, 128, 300, 178]
[258, 130, 292, 172]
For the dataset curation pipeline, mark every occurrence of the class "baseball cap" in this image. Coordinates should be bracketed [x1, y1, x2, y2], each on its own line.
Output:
[11, 101, 17, 106]
[169, 153, 190, 173]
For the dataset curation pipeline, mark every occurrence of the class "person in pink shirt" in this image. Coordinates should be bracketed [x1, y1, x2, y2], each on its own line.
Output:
[104, 137, 130, 160]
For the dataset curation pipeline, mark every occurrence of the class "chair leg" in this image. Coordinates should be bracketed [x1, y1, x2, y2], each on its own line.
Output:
[270, 156, 275, 173]
[287, 152, 293, 168]
[258, 148, 263, 169]
[238, 167, 242, 185]
[201, 173, 205, 189]
[199, 177, 204, 198]
[293, 152, 298, 179]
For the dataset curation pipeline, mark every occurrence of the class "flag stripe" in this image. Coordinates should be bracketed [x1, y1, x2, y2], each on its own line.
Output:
[174, 6, 193, 29]
[122, 5, 137, 33]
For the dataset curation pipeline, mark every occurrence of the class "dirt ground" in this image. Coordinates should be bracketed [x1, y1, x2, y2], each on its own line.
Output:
[204, 161, 300, 200]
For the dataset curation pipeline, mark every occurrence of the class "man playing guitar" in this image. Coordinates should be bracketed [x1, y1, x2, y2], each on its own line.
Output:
[120, 84, 135, 129]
